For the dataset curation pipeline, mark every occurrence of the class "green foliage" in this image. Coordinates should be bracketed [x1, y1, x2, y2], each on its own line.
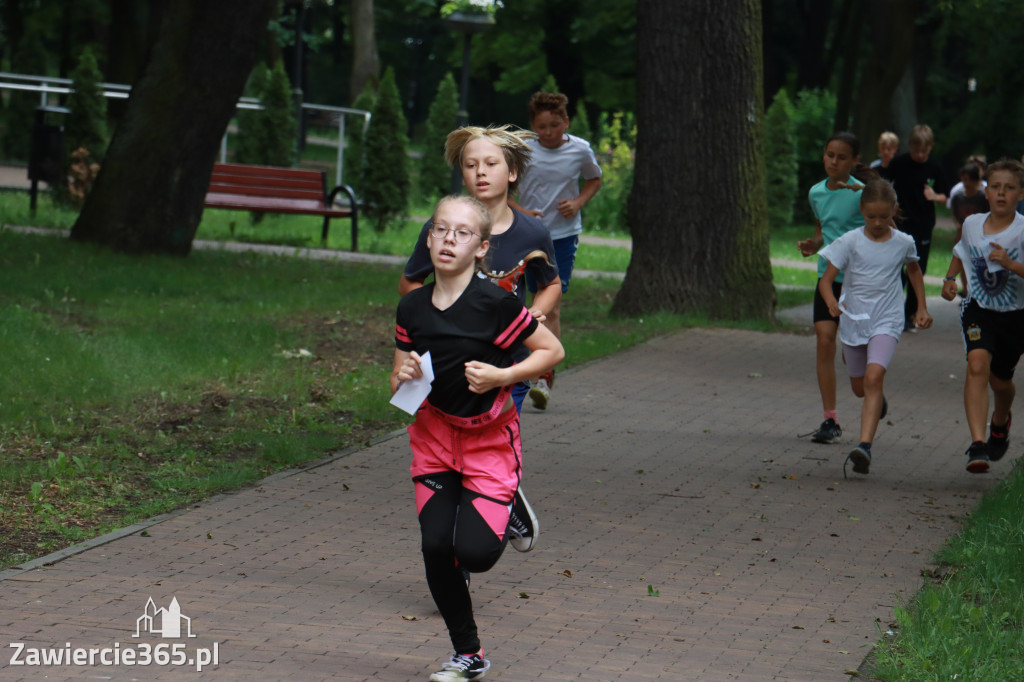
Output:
[540, 74, 559, 93]
[586, 112, 635, 234]
[572, 99, 594, 147]
[790, 89, 837, 223]
[1, 21, 50, 161]
[65, 45, 109, 161]
[236, 61, 298, 168]
[345, 84, 378, 199]
[420, 72, 459, 201]
[764, 89, 798, 230]
[361, 67, 410, 232]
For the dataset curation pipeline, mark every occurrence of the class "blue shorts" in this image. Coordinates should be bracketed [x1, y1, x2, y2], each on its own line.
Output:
[526, 235, 578, 294]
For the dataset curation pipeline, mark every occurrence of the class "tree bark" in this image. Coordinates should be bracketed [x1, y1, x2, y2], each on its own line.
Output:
[850, 0, 920, 151]
[349, 0, 380, 102]
[613, 0, 775, 320]
[70, 0, 276, 255]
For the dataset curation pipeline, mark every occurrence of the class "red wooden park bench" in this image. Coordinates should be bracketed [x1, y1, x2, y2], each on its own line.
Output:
[204, 163, 359, 250]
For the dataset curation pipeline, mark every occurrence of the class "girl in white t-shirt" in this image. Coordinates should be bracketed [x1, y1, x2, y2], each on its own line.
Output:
[818, 179, 934, 476]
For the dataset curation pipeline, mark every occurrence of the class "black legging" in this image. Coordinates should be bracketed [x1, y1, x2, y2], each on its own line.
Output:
[416, 472, 509, 654]
[902, 230, 931, 323]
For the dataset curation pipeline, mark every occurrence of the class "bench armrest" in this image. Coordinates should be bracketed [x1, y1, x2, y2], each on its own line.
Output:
[327, 184, 359, 252]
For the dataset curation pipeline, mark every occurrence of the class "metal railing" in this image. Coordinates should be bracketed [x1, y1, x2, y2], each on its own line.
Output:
[0, 72, 371, 188]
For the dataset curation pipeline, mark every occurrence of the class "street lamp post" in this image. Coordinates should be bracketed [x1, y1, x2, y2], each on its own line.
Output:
[443, 11, 495, 194]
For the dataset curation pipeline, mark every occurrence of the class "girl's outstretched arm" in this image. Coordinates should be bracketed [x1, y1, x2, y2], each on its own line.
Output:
[817, 263, 842, 318]
[464, 324, 565, 395]
[906, 262, 933, 329]
[798, 221, 824, 257]
[390, 350, 423, 395]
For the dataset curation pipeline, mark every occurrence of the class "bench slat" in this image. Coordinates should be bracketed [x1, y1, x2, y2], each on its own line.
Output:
[204, 163, 358, 249]
[212, 163, 323, 183]
[208, 182, 326, 202]
[205, 193, 351, 216]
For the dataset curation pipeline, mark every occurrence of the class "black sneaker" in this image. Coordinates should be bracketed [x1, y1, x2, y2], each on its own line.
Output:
[429, 652, 490, 681]
[847, 446, 871, 475]
[966, 441, 990, 474]
[811, 418, 842, 444]
[987, 412, 1012, 462]
[508, 488, 539, 552]
[880, 395, 888, 421]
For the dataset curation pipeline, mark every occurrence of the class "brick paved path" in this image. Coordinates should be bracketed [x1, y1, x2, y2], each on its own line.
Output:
[0, 296, 1007, 681]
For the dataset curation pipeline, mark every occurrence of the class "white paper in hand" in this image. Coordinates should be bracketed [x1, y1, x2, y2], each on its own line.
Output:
[389, 351, 434, 415]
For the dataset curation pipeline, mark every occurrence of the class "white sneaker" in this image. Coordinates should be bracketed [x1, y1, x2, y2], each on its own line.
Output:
[529, 378, 550, 410]
[508, 488, 539, 552]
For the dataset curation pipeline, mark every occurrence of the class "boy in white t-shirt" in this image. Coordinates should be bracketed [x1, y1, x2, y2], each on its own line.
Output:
[941, 159, 1024, 473]
[511, 91, 603, 410]
[819, 179, 932, 476]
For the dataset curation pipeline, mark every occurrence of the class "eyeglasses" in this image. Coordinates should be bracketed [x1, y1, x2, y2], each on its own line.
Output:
[429, 223, 480, 244]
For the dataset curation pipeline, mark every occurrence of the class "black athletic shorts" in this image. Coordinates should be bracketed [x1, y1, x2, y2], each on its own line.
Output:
[812, 279, 842, 325]
[961, 298, 1024, 380]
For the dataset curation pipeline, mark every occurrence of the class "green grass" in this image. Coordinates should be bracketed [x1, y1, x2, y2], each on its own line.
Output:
[0, 226, 709, 567]
[6, 190, 1024, 680]
[871, 463, 1024, 680]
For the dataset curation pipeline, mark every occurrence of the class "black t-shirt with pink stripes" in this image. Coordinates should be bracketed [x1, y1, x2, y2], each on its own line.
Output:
[396, 276, 538, 417]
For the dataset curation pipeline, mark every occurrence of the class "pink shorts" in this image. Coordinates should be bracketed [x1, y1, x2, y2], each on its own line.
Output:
[408, 401, 522, 503]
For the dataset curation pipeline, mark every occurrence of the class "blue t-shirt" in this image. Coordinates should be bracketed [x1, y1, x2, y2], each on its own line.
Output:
[808, 178, 864, 282]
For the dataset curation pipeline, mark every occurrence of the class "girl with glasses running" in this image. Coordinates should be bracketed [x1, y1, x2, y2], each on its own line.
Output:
[392, 195, 564, 680]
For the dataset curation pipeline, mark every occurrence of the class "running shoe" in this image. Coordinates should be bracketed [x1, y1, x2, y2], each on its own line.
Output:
[965, 441, 990, 474]
[847, 446, 871, 475]
[508, 488, 539, 552]
[880, 395, 888, 421]
[810, 418, 842, 444]
[429, 652, 490, 681]
[987, 412, 1012, 462]
[528, 378, 550, 410]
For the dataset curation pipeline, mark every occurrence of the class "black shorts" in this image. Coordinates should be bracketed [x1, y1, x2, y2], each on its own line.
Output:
[961, 299, 1024, 380]
[813, 279, 842, 324]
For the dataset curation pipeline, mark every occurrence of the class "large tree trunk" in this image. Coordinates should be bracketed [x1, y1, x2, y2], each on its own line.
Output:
[69, 0, 275, 255]
[349, 0, 380, 102]
[850, 0, 919, 152]
[613, 0, 775, 320]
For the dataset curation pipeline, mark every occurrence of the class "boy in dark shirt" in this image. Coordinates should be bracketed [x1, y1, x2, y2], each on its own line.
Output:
[880, 124, 951, 329]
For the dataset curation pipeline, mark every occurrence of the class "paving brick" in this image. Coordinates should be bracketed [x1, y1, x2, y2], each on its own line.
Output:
[0, 296, 1006, 680]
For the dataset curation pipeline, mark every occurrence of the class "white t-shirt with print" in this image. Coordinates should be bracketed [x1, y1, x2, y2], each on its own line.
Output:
[953, 212, 1024, 311]
[820, 226, 919, 346]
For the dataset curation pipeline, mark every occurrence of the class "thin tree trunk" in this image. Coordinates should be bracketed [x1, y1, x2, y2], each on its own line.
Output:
[349, 0, 380, 102]
[70, 0, 276, 255]
[613, 0, 775, 320]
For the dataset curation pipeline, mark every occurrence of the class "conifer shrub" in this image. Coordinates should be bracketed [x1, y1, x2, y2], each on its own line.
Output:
[360, 67, 409, 232]
[66, 46, 109, 161]
[1, 23, 49, 161]
[764, 89, 798, 230]
[420, 72, 458, 201]
[572, 99, 593, 146]
[236, 60, 298, 168]
[344, 84, 377, 199]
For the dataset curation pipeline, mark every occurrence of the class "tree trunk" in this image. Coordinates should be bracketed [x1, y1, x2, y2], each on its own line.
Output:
[349, 0, 380, 102]
[70, 0, 276, 255]
[850, 0, 919, 152]
[613, 0, 775, 320]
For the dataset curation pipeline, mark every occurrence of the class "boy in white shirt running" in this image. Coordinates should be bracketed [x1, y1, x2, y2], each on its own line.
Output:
[511, 91, 603, 409]
[941, 159, 1024, 473]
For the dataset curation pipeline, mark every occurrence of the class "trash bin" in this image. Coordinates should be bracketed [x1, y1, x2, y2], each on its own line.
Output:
[28, 105, 69, 211]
